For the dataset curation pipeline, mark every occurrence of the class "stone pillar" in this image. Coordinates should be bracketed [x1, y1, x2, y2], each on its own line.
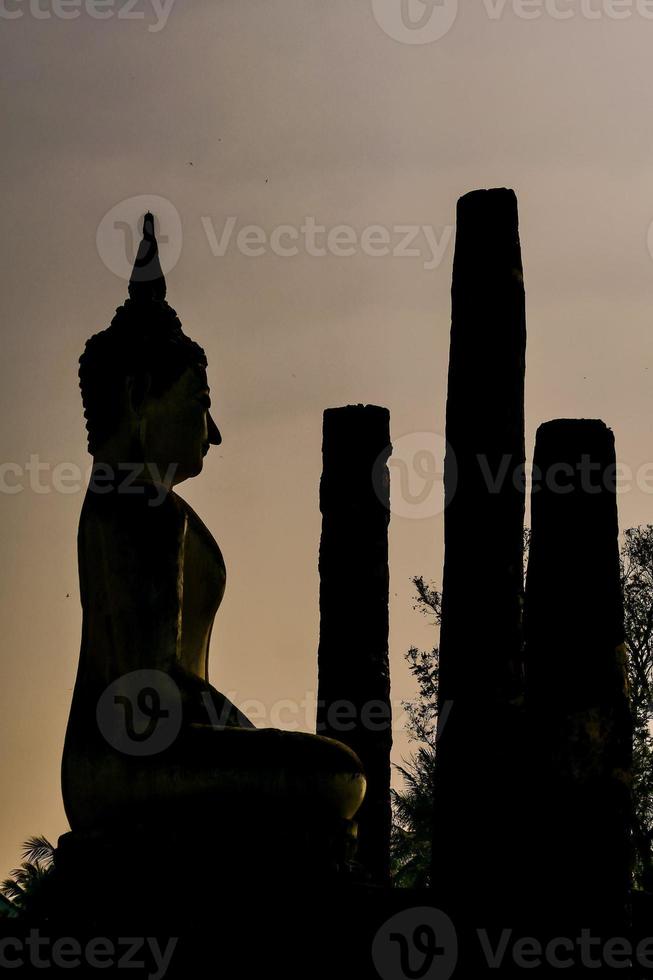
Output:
[434, 189, 527, 922]
[525, 419, 632, 941]
[317, 404, 392, 884]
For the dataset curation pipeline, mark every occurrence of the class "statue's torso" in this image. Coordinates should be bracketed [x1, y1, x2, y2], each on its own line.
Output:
[76, 485, 225, 685]
[62, 484, 365, 835]
[178, 497, 226, 680]
[62, 486, 233, 828]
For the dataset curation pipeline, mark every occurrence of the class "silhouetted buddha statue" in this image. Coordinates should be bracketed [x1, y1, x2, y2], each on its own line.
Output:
[61, 215, 365, 863]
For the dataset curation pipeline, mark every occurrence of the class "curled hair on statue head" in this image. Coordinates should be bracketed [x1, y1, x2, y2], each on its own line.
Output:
[78, 214, 208, 455]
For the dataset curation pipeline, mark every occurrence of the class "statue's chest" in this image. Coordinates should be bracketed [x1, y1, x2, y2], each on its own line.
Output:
[180, 507, 226, 635]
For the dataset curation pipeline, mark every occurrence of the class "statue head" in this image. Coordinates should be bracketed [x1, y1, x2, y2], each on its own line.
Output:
[79, 214, 221, 487]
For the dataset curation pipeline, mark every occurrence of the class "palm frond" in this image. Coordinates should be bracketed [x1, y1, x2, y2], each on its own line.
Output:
[21, 837, 54, 869]
[0, 879, 25, 902]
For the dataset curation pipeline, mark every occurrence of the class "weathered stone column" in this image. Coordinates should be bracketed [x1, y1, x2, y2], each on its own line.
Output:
[434, 189, 527, 921]
[525, 419, 632, 941]
[317, 404, 392, 884]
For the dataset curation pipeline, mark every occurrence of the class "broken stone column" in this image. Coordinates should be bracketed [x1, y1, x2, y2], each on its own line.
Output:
[317, 404, 392, 885]
[525, 419, 632, 941]
[434, 189, 527, 922]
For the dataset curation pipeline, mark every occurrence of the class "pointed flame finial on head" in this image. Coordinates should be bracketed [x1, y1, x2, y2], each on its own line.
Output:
[128, 211, 167, 303]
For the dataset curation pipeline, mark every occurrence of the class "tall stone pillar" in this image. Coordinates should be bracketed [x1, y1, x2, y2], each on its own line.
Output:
[317, 404, 392, 884]
[525, 419, 632, 941]
[434, 189, 527, 923]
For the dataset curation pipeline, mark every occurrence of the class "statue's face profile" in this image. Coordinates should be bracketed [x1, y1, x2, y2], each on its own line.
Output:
[135, 364, 222, 486]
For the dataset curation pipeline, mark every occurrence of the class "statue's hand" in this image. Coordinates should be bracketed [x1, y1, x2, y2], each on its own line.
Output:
[169, 664, 255, 730]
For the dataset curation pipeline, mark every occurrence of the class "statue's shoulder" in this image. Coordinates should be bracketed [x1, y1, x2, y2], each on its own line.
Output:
[79, 482, 188, 543]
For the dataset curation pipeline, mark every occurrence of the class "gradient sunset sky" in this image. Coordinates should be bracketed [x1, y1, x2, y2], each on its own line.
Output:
[3, 0, 653, 877]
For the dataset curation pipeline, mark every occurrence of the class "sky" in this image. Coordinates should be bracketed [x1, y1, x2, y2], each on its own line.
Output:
[3, 0, 653, 878]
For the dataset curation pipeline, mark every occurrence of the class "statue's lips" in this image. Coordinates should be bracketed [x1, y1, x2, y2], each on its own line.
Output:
[201, 441, 210, 457]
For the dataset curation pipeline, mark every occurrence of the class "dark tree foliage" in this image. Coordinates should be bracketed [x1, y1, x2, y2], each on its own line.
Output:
[0, 837, 55, 921]
[621, 526, 653, 890]
[390, 576, 440, 887]
[393, 527, 653, 891]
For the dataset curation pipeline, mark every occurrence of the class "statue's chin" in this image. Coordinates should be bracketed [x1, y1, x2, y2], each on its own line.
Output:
[169, 457, 204, 486]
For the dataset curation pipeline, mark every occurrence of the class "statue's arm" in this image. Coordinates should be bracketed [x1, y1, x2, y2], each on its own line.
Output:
[79, 489, 255, 728]
[167, 665, 256, 729]
[79, 490, 186, 680]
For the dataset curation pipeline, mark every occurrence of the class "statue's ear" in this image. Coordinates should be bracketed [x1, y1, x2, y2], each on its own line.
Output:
[126, 372, 153, 418]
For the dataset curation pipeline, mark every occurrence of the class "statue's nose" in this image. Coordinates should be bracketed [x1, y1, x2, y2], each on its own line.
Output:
[207, 411, 222, 446]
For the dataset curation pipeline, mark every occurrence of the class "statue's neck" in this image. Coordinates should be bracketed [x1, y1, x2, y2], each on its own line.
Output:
[89, 459, 178, 496]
